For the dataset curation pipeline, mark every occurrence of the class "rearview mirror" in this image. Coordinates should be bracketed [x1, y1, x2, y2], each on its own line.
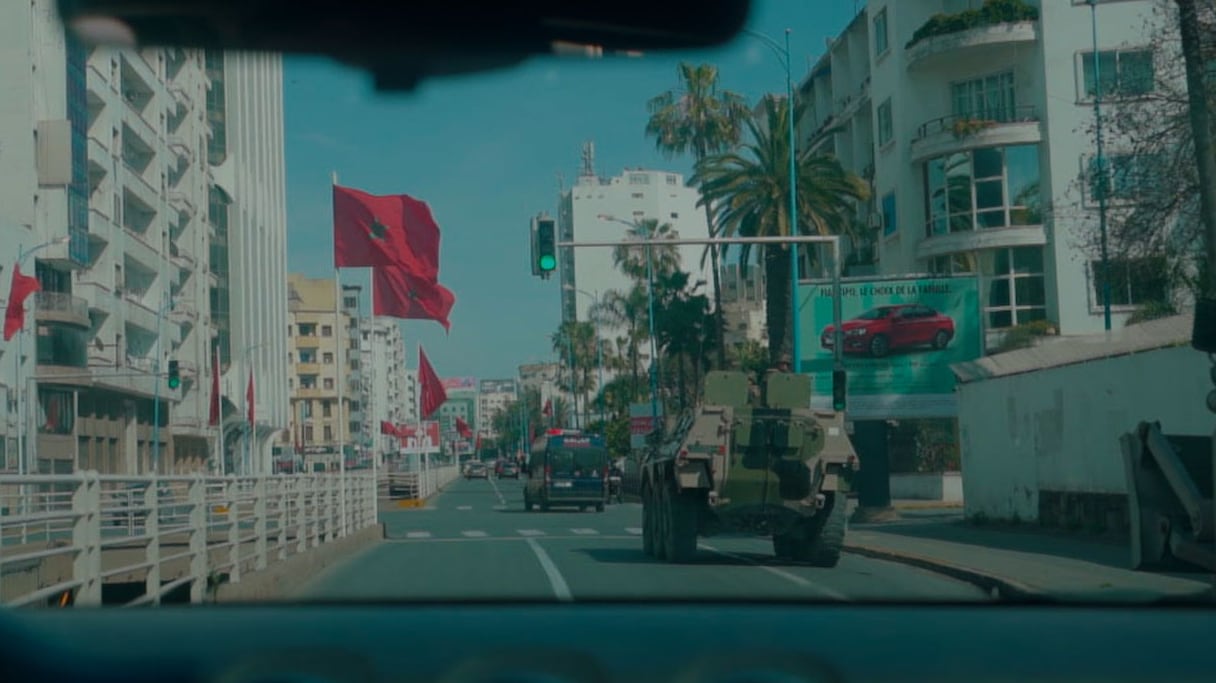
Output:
[57, 0, 753, 91]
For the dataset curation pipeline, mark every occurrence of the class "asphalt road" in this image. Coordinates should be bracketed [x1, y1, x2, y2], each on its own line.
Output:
[302, 476, 989, 602]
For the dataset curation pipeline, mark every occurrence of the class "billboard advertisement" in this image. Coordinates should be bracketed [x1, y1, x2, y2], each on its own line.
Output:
[442, 377, 477, 393]
[798, 275, 981, 418]
[401, 421, 441, 454]
[479, 379, 517, 395]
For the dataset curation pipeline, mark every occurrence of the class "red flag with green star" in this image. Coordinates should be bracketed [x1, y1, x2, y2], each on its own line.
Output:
[332, 184, 440, 278]
[372, 265, 455, 332]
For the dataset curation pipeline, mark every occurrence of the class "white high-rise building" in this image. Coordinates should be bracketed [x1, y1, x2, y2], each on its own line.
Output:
[477, 379, 518, 439]
[557, 143, 714, 330]
[799, 1, 1179, 349]
[360, 317, 407, 461]
[401, 368, 419, 424]
[0, 2, 287, 476]
[207, 51, 290, 475]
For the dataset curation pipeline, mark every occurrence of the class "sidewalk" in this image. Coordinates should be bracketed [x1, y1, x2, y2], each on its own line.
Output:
[843, 506, 1214, 601]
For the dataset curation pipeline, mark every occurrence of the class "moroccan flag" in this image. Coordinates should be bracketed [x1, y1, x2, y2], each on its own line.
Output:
[246, 370, 255, 426]
[372, 265, 455, 332]
[455, 417, 472, 439]
[418, 346, 447, 419]
[3, 264, 40, 341]
[332, 184, 441, 277]
[380, 420, 398, 436]
[208, 346, 221, 426]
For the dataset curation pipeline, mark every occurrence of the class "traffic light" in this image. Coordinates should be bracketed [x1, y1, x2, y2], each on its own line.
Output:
[535, 218, 557, 273]
[167, 360, 181, 389]
[832, 369, 847, 411]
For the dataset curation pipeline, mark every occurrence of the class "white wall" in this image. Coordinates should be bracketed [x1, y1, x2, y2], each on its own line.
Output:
[891, 471, 963, 502]
[958, 345, 1211, 521]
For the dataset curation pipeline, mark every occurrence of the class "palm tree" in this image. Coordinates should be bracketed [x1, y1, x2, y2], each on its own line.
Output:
[551, 321, 597, 426]
[611, 218, 681, 280]
[593, 287, 651, 400]
[693, 94, 870, 364]
[646, 62, 751, 369]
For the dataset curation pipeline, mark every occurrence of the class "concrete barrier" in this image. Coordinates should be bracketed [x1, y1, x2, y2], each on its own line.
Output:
[213, 522, 385, 603]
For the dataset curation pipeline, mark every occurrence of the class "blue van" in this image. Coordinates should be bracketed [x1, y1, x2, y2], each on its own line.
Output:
[523, 431, 609, 512]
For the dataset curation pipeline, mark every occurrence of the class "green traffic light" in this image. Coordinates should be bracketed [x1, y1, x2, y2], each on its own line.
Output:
[538, 254, 556, 271]
[168, 377, 181, 389]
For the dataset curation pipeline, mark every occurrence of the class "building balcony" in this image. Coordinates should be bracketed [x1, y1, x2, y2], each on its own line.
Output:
[295, 386, 330, 400]
[122, 226, 161, 271]
[122, 293, 160, 332]
[76, 280, 120, 318]
[34, 292, 91, 328]
[295, 362, 321, 375]
[906, 20, 1038, 72]
[910, 106, 1041, 164]
[168, 189, 197, 217]
[122, 163, 163, 212]
[915, 224, 1047, 261]
[121, 105, 160, 151]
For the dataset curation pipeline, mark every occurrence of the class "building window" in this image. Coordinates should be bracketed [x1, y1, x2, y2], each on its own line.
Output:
[880, 192, 897, 237]
[951, 71, 1015, 121]
[666, 174, 678, 185]
[670, 212, 679, 219]
[323, 352, 334, 364]
[631, 192, 644, 199]
[298, 323, 316, 336]
[628, 173, 650, 185]
[923, 144, 1042, 236]
[324, 426, 333, 441]
[299, 375, 317, 389]
[877, 99, 893, 147]
[344, 296, 358, 308]
[324, 378, 334, 390]
[1081, 48, 1154, 98]
[933, 247, 1046, 329]
[298, 349, 316, 363]
[303, 425, 314, 442]
[873, 8, 889, 56]
[1091, 256, 1169, 308]
[321, 325, 332, 337]
[323, 400, 333, 417]
[1086, 152, 1159, 203]
[300, 401, 312, 418]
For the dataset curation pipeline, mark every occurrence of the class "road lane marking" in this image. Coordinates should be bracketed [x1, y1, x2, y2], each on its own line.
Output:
[571, 528, 599, 535]
[461, 530, 488, 537]
[525, 538, 573, 602]
[457, 505, 473, 511]
[405, 531, 431, 539]
[625, 527, 643, 535]
[517, 529, 545, 536]
[698, 542, 849, 601]
[488, 476, 506, 505]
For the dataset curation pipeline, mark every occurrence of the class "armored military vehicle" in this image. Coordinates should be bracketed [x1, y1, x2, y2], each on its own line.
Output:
[639, 370, 859, 565]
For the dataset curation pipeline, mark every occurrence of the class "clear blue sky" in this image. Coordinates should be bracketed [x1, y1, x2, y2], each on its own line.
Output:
[282, 1, 863, 380]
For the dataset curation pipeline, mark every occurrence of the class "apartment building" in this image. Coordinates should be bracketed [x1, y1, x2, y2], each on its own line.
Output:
[799, 0, 1176, 349]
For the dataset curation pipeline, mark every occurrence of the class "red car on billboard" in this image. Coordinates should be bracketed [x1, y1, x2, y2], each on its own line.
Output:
[820, 304, 955, 358]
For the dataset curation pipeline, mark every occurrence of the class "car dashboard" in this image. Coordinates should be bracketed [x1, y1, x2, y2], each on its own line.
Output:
[2, 601, 1214, 683]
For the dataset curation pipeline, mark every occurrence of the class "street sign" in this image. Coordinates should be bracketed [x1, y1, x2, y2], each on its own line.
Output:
[629, 402, 662, 449]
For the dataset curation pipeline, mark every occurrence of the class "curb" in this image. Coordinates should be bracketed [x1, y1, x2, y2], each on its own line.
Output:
[843, 542, 1047, 600]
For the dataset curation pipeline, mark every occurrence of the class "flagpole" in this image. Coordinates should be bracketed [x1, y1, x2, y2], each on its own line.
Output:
[332, 170, 348, 536]
[368, 268, 378, 488]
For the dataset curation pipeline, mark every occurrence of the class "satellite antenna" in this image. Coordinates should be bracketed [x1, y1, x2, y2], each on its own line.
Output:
[580, 141, 596, 178]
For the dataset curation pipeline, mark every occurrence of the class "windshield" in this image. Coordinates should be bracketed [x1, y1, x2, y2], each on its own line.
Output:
[547, 448, 609, 476]
[2, 0, 1214, 611]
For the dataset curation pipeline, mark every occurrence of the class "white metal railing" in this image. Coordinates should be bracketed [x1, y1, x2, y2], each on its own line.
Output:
[0, 471, 377, 608]
[379, 464, 459, 503]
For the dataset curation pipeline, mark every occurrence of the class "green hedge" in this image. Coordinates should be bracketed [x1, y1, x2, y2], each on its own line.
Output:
[906, 0, 1039, 50]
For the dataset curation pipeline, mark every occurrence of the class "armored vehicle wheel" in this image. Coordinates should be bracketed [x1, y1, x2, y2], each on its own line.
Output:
[664, 485, 701, 564]
[798, 492, 846, 567]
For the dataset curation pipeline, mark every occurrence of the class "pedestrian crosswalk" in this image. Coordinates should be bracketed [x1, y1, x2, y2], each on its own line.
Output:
[394, 527, 644, 541]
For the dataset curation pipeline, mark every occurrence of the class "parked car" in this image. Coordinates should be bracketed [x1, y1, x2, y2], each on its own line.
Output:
[820, 304, 955, 358]
[499, 462, 520, 479]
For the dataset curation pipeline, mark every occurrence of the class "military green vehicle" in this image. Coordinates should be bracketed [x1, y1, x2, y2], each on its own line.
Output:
[639, 370, 859, 565]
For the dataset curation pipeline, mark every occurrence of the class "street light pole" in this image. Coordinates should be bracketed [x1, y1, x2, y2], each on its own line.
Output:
[745, 28, 801, 372]
[597, 215, 661, 433]
[1090, 0, 1112, 331]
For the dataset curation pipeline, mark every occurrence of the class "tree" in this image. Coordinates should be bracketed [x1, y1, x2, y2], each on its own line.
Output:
[646, 62, 752, 369]
[611, 218, 682, 280]
[693, 94, 870, 364]
[551, 320, 598, 426]
[1061, 1, 1213, 303]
